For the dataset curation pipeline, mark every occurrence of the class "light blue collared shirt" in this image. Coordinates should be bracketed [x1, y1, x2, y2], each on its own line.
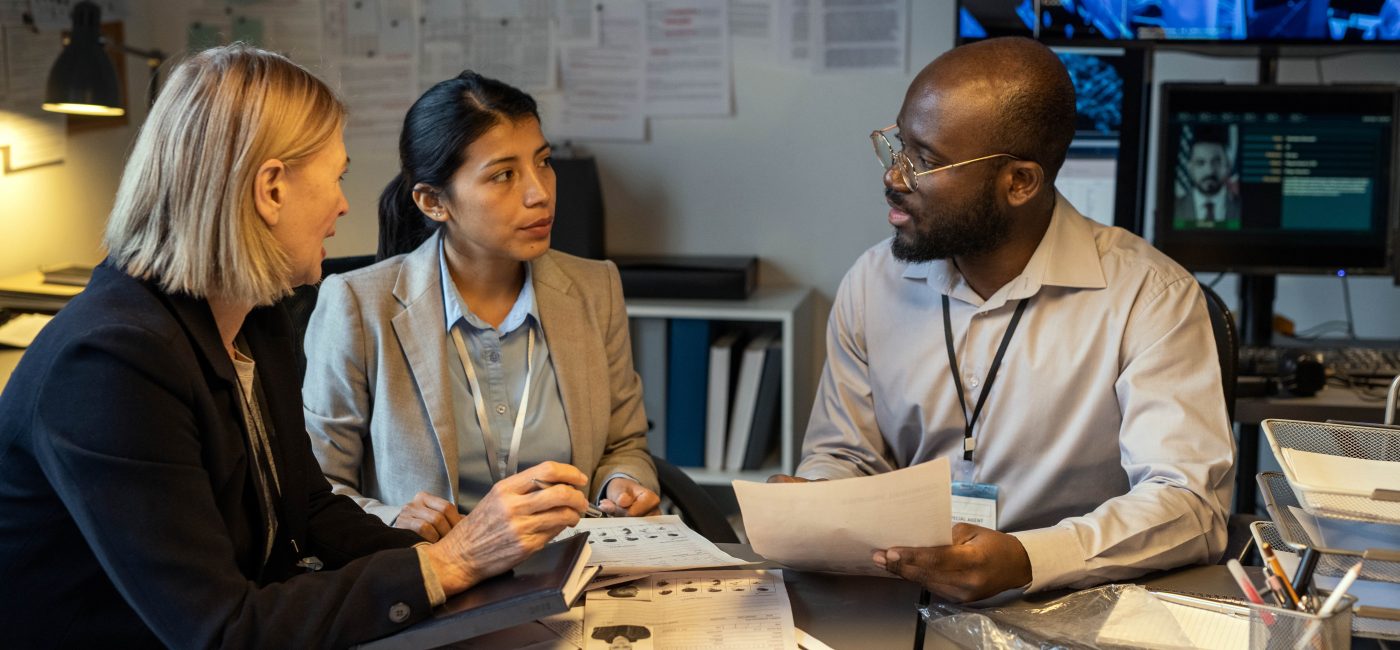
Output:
[440, 242, 571, 512]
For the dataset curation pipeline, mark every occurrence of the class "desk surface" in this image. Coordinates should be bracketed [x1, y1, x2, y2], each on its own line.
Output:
[719, 544, 1244, 650]
[1237, 385, 1389, 425]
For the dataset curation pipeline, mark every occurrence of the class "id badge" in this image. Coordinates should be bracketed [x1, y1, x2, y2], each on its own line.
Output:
[951, 481, 999, 530]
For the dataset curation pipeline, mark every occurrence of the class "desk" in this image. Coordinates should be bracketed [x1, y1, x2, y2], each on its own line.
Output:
[1234, 387, 1388, 513]
[0, 348, 21, 394]
[719, 545, 1249, 649]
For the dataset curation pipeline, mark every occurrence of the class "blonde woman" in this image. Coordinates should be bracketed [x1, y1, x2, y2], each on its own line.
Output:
[0, 45, 589, 647]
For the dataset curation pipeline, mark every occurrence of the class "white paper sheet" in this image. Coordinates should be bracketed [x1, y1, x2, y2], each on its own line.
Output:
[1057, 157, 1118, 227]
[733, 457, 952, 577]
[555, 0, 601, 46]
[644, 0, 731, 117]
[1096, 588, 1249, 650]
[335, 0, 414, 60]
[775, 0, 809, 67]
[582, 570, 797, 650]
[810, 0, 906, 73]
[463, 0, 557, 91]
[556, 515, 750, 575]
[338, 57, 415, 141]
[556, 0, 647, 141]
[0, 26, 65, 170]
[1282, 447, 1400, 518]
[540, 604, 585, 648]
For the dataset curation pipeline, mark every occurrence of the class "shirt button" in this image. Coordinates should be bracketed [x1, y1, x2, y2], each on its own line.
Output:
[968, 377, 980, 388]
[496, 404, 508, 415]
[388, 602, 411, 623]
[488, 351, 501, 363]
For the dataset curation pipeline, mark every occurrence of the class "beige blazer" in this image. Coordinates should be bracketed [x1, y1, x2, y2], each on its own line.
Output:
[302, 234, 657, 523]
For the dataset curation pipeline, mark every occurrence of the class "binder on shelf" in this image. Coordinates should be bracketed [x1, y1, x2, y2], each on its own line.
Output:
[630, 317, 669, 458]
[725, 335, 775, 471]
[742, 338, 783, 471]
[665, 319, 710, 467]
[704, 332, 743, 472]
[359, 533, 595, 650]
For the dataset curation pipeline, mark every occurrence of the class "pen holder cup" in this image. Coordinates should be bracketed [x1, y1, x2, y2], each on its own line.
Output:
[1248, 595, 1356, 650]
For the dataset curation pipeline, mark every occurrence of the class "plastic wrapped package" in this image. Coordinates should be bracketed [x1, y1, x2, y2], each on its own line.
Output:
[920, 584, 1239, 650]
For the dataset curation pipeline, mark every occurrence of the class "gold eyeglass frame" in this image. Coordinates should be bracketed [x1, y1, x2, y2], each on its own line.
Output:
[871, 124, 1021, 191]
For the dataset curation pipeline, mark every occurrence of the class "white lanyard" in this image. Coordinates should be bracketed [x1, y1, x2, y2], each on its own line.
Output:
[450, 325, 535, 483]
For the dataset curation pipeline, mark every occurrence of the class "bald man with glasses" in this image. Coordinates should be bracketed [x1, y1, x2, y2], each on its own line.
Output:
[770, 37, 1235, 603]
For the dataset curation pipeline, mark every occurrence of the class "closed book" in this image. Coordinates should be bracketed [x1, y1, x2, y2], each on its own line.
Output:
[665, 319, 710, 467]
[743, 337, 783, 470]
[630, 317, 668, 458]
[358, 533, 595, 650]
[704, 332, 743, 471]
[725, 335, 774, 471]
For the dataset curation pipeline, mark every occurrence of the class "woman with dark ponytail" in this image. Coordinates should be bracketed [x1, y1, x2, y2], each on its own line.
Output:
[302, 71, 660, 541]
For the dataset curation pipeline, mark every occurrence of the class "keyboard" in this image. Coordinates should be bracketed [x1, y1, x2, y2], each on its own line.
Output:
[1239, 345, 1400, 381]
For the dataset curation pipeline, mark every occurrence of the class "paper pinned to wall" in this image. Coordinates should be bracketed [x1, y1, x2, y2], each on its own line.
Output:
[555, 0, 601, 46]
[776, 0, 809, 67]
[339, 57, 414, 142]
[810, 0, 906, 73]
[556, 0, 646, 141]
[731, 0, 778, 54]
[336, 0, 414, 60]
[0, 25, 65, 171]
[462, 0, 557, 91]
[645, 0, 731, 117]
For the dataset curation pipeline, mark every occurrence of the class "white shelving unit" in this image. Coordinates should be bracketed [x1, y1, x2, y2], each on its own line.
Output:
[626, 286, 817, 486]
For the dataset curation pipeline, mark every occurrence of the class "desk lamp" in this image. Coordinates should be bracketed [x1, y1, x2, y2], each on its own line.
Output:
[42, 1, 165, 117]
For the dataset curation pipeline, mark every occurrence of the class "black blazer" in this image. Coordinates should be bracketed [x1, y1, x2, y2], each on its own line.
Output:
[0, 262, 431, 648]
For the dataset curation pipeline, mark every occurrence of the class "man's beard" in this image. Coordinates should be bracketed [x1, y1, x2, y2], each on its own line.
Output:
[888, 179, 1011, 263]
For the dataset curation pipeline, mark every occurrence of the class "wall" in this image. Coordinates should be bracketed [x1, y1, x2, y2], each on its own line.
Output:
[2, 0, 1397, 343]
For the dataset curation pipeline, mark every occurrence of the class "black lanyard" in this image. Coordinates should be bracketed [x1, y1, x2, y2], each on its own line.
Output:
[942, 294, 1029, 461]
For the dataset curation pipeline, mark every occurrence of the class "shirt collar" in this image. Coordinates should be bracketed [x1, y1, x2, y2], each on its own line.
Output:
[901, 192, 1107, 308]
[439, 238, 538, 334]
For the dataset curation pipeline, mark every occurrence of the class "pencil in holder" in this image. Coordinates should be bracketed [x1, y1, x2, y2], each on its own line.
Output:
[1247, 594, 1356, 650]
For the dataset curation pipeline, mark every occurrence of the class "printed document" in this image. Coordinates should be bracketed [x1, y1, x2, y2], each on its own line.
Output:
[733, 457, 951, 577]
[556, 515, 750, 575]
[582, 570, 797, 649]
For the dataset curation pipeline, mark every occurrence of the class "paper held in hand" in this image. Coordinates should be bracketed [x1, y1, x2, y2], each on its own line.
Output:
[555, 514, 751, 575]
[733, 457, 952, 577]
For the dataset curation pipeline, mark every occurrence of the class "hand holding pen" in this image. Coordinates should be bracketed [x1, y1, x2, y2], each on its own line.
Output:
[532, 478, 606, 518]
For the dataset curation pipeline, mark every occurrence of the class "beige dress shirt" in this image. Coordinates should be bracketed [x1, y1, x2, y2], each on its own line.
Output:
[797, 194, 1236, 592]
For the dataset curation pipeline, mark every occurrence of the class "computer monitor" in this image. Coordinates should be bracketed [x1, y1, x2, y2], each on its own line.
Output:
[1052, 48, 1150, 232]
[1153, 84, 1399, 275]
[958, 0, 1400, 44]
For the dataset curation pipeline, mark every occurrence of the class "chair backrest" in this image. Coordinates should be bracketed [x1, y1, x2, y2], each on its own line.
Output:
[651, 454, 740, 544]
[1199, 281, 1237, 423]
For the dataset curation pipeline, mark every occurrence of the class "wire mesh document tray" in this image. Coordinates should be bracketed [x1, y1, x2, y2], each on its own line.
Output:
[1261, 418, 1400, 524]
[1256, 478, 1400, 640]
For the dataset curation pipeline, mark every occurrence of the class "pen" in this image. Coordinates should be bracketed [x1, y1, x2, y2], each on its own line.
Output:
[1291, 546, 1321, 610]
[1317, 561, 1363, 618]
[1293, 560, 1363, 650]
[1262, 543, 1303, 610]
[531, 478, 605, 518]
[1227, 559, 1275, 625]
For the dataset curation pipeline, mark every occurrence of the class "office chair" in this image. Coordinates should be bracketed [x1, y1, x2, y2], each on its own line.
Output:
[651, 454, 740, 544]
[1199, 282, 1264, 564]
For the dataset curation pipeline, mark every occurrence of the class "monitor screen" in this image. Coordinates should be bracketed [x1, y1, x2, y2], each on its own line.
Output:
[958, 0, 1400, 43]
[1051, 48, 1150, 231]
[1154, 84, 1398, 274]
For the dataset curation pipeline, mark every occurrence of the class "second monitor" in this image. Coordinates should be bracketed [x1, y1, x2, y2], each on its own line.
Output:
[1153, 83, 1399, 275]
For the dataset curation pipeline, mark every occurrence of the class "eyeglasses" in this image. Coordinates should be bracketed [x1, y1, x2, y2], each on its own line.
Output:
[870, 125, 1021, 191]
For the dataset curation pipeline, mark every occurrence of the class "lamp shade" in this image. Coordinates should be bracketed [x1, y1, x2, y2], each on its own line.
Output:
[42, 1, 124, 116]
